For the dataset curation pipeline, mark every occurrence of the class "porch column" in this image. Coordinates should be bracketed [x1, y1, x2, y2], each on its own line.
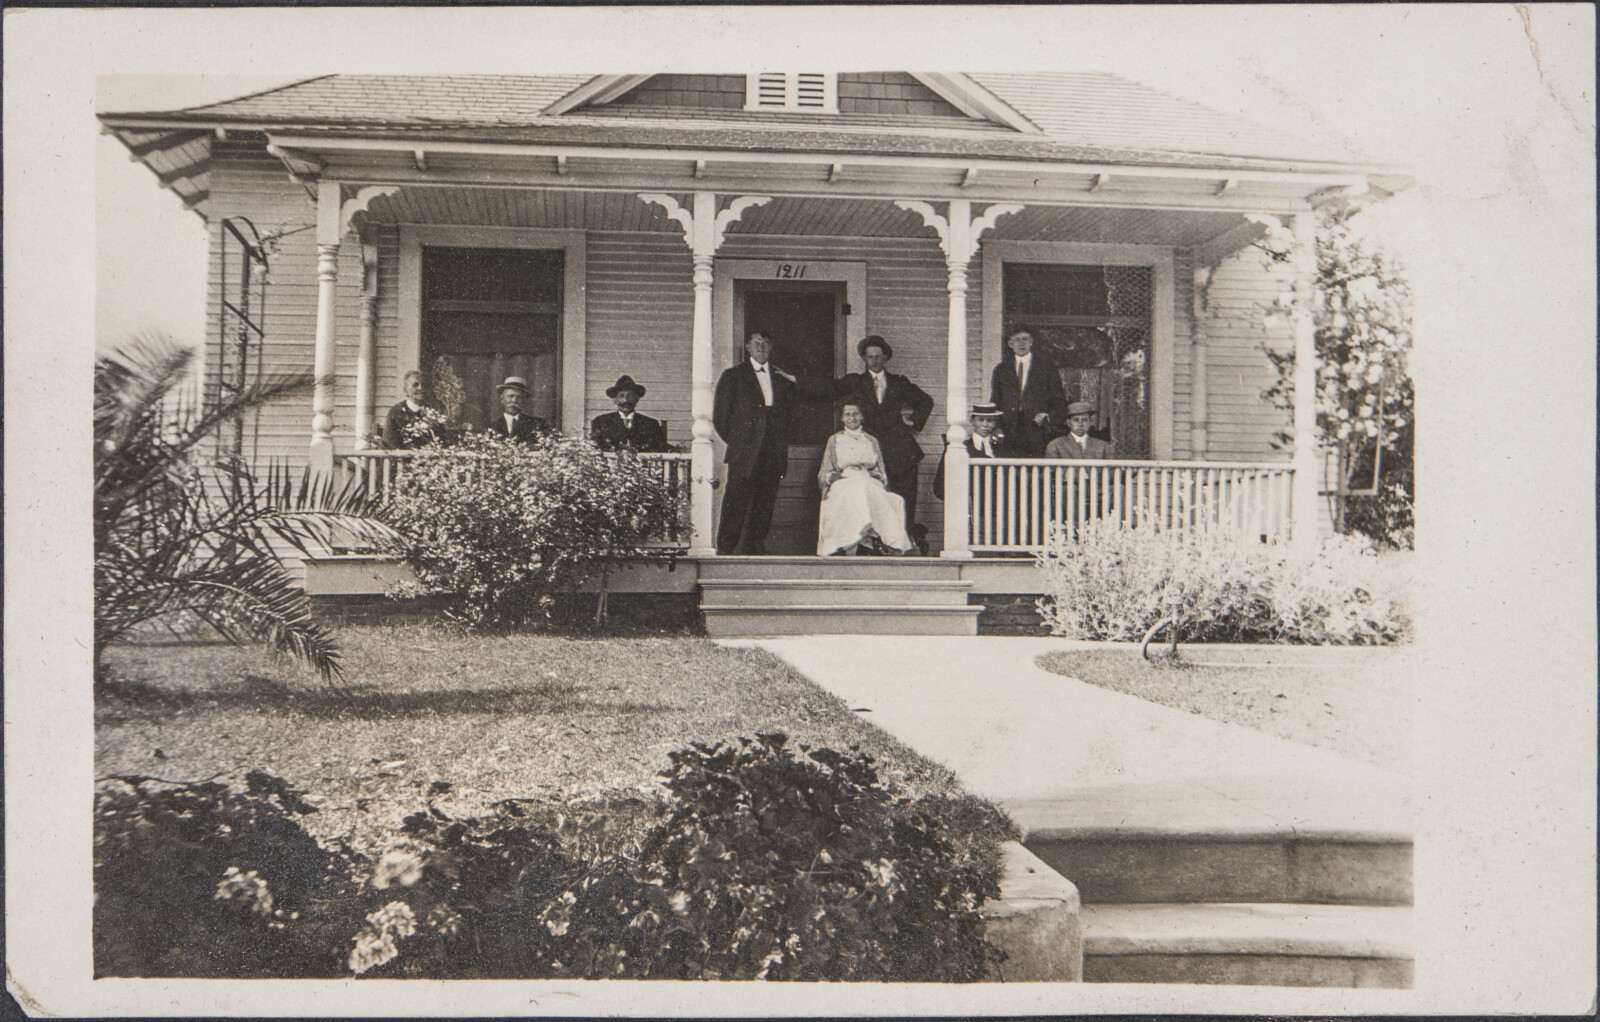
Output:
[353, 239, 379, 449]
[311, 180, 342, 475]
[639, 191, 772, 556]
[1289, 211, 1320, 555]
[896, 199, 1022, 558]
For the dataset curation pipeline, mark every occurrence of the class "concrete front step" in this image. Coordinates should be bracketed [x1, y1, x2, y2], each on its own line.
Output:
[701, 603, 982, 637]
[1081, 902, 1413, 987]
[699, 555, 964, 581]
[1022, 831, 1412, 906]
[701, 578, 973, 607]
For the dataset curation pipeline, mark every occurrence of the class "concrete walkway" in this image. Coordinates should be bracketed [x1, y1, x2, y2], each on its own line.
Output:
[718, 636, 1410, 840]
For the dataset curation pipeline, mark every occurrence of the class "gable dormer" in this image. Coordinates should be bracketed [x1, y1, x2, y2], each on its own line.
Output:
[545, 73, 1040, 132]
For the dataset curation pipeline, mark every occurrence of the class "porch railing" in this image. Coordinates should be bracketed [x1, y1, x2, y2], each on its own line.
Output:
[968, 458, 1295, 553]
[338, 449, 693, 549]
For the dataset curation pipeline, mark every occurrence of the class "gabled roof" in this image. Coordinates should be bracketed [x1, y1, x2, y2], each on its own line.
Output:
[103, 71, 1371, 166]
[99, 73, 1409, 223]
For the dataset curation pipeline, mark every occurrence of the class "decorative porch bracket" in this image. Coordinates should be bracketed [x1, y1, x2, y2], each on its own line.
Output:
[310, 182, 398, 473]
[895, 199, 1022, 558]
[639, 191, 772, 555]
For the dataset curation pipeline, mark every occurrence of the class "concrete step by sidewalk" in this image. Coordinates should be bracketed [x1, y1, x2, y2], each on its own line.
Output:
[701, 602, 981, 636]
[1081, 902, 1413, 987]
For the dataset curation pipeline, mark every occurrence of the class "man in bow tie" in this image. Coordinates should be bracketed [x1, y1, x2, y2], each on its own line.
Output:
[590, 375, 669, 452]
[484, 376, 550, 444]
[713, 331, 800, 555]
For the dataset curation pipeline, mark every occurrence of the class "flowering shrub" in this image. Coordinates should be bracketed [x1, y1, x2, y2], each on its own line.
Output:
[93, 772, 365, 977]
[1036, 520, 1409, 645]
[382, 432, 685, 629]
[96, 739, 1010, 981]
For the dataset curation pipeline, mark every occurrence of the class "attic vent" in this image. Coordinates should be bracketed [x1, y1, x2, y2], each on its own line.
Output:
[745, 73, 837, 113]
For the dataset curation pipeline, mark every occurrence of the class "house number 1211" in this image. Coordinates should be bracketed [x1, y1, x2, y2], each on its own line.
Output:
[774, 263, 807, 279]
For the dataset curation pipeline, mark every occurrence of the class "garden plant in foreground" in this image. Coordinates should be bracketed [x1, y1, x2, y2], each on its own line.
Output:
[94, 735, 1009, 981]
[94, 338, 394, 683]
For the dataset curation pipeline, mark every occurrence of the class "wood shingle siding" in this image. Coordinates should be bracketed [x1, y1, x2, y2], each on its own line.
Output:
[604, 74, 744, 110]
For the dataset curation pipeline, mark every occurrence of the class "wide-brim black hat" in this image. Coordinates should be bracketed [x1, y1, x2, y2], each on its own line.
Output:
[605, 375, 646, 398]
[856, 335, 892, 360]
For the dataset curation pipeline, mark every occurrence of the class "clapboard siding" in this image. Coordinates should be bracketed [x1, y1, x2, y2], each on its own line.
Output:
[1194, 246, 1294, 460]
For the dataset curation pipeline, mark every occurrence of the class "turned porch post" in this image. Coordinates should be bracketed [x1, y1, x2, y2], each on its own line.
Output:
[353, 239, 379, 450]
[639, 191, 771, 556]
[896, 199, 1022, 558]
[1289, 211, 1320, 555]
[310, 180, 342, 475]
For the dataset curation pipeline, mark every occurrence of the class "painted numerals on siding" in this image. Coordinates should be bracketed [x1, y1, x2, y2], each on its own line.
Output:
[773, 263, 807, 279]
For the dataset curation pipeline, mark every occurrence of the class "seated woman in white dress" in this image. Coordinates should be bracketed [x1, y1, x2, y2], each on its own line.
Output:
[816, 400, 916, 556]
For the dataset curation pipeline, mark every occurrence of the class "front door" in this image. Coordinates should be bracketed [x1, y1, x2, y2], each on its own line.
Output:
[737, 283, 845, 555]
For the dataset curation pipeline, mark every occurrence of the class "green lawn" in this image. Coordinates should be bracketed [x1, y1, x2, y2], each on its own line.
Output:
[98, 626, 966, 855]
[1036, 646, 1412, 772]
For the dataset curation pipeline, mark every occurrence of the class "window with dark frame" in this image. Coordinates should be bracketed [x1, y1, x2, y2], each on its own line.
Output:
[1002, 262, 1153, 458]
[420, 247, 563, 432]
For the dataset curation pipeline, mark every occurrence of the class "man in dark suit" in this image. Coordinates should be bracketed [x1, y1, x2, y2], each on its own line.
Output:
[713, 331, 798, 555]
[989, 325, 1068, 457]
[831, 336, 934, 543]
[590, 375, 669, 452]
[484, 376, 549, 444]
[1045, 401, 1116, 459]
[385, 370, 446, 449]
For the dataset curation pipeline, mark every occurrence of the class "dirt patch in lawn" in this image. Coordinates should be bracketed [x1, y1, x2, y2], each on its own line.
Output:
[1036, 646, 1412, 772]
[98, 626, 965, 854]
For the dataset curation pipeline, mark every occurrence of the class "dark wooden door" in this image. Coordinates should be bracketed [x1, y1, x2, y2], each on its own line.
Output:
[740, 286, 842, 555]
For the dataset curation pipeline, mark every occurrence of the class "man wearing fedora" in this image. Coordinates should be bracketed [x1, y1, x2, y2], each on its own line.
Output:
[485, 376, 549, 444]
[1045, 401, 1116, 459]
[590, 375, 668, 453]
[826, 335, 935, 547]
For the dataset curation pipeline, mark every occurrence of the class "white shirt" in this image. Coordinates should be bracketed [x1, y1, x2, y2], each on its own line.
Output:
[404, 399, 423, 413]
[1069, 431, 1089, 446]
[751, 360, 774, 405]
[974, 435, 995, 457]
[620, 413, 634, 428]
[1014, 354, 1032, 391]
[870, 370, 887, 403]
[503, 414, 520, 432]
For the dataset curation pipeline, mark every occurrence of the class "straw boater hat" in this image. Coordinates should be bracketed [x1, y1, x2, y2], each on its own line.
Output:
[605, 375, 646, 398]
[1065, 400, 1096, 417]
[495, 376, 531, 395]
[856, 335, 893, 359]
[969, 402, 1003, 418]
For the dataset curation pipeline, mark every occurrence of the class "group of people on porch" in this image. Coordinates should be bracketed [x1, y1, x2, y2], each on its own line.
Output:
[382, 323, 1114, 558]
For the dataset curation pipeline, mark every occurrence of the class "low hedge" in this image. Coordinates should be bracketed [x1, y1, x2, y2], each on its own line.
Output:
[1036, 521, 1409, 645]
[95, 735, 1011, 981]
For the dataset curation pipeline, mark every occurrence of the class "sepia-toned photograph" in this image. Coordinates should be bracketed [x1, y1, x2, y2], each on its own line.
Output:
[6, 4, 1595, 1017]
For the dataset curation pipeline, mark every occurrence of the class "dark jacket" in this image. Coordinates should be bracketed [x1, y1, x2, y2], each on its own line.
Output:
[485, 413, 549, 444]
[713, 361, 798, 479]
[590, 411, 668, 452]
[932, 431, 1022, 496]
[832, 370, 934, 478]
[385, 400, 445, 449]
[989, 352, 1069, 456]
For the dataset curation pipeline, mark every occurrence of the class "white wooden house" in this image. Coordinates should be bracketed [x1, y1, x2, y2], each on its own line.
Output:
[100, 73, 1407, 633]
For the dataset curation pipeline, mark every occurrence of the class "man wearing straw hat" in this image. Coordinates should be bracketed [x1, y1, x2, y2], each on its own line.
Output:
[485, 376, 550, 444]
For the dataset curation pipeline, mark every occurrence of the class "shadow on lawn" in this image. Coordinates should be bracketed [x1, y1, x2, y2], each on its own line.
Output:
[96, 674, 674, 720]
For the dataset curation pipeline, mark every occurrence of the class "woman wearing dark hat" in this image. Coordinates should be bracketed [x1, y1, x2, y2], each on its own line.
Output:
[590, 375, 668, 452]
[485, 376, 550, 444]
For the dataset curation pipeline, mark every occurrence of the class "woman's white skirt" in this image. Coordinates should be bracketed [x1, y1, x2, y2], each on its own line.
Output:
[817, 470, 914, 555]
